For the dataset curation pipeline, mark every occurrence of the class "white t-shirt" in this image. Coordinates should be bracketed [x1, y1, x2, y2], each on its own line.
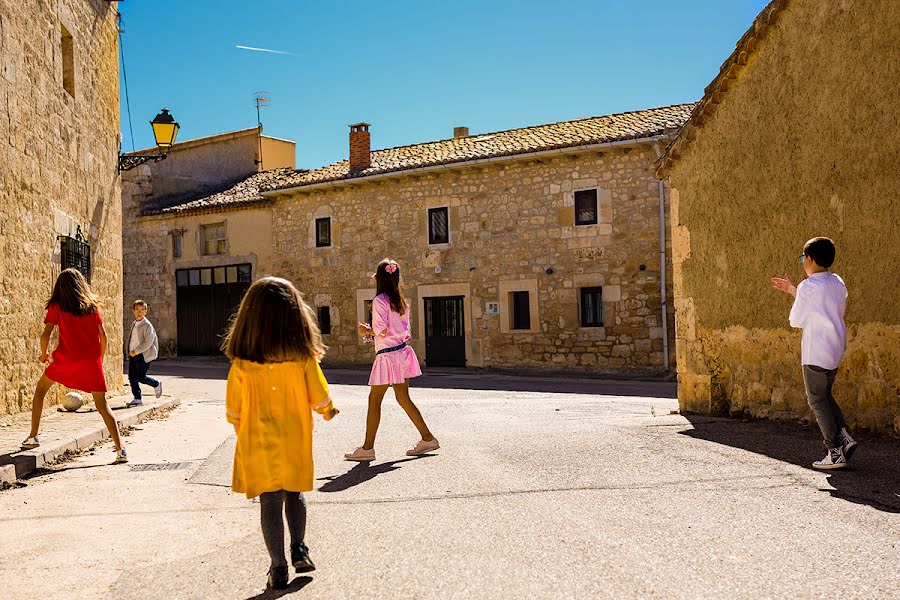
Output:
[129, 319, 143, 353]
[788, 272, 847, 370]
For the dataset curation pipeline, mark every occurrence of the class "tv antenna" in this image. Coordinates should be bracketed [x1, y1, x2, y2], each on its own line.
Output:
[253, 91, 271, 169]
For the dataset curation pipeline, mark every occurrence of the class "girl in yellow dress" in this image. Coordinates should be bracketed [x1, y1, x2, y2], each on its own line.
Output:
[223, 276, 339, 591]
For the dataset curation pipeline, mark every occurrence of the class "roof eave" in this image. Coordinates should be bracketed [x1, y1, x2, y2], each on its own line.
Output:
[263, 133, 676, 197]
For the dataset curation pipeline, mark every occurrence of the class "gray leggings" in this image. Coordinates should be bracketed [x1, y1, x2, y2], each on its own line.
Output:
[259, 490, 307, 567]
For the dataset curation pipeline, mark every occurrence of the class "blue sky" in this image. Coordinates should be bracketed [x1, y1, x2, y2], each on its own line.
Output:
[118, 0, 769, 169]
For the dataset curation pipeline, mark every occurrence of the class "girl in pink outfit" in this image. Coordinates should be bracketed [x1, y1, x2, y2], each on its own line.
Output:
[344, 259, 439, 462]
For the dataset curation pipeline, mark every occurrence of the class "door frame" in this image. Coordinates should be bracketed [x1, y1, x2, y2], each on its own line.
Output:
[415, 282, 478, 367]
[423, 295, 467, 367]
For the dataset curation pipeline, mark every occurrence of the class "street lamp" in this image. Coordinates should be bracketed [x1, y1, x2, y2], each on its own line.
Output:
[118, 108, 181, 172]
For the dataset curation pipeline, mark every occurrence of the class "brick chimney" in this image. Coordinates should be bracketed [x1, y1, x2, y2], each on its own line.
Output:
[349, 123, 371, 172]
[453, 126, 469, 138]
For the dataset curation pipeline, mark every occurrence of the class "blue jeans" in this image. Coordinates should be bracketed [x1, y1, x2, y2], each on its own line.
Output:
[128, 354, 159, 400]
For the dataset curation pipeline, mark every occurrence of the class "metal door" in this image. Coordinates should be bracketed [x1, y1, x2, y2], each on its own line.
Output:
[424, 296, 466, 367]
[176, 264, 251, 355]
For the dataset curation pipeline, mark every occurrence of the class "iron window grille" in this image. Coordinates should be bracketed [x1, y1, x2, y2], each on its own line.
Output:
[580, 287, 603, 327]
[574, 189, 598, 226]
[315, 217, 331, 247]
[59, 225, 91, 282]
[428, 207, 449, 244]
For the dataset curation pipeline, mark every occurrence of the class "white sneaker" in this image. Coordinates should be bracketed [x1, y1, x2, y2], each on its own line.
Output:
[812, 447, 847, 470]
[114, 448, 128, 464]
[126, 398, 143, 408]
[154, 382, 163, 399]
[839, 428, 858, 461]
[21, 435, 40, 450]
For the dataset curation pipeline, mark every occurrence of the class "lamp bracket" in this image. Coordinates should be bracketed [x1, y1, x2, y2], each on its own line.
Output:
[118, 152, 168, 173]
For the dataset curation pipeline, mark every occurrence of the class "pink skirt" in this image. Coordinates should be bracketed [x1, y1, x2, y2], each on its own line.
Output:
[368, 345, 422, 386]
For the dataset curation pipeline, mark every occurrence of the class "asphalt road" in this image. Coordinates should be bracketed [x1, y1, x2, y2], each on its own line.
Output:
[0, 361, 897, 599]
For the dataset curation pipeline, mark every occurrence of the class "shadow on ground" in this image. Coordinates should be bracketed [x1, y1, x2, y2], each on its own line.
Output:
[244, 576, 313, 599]
[317, 455, 435, 493]
[148, 358, 677, 398]
[681, 415, 900, 513]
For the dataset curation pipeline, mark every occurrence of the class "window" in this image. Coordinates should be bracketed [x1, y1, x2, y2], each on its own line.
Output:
[317, 306, 331, 335]
[428, 207, 449, 244]
[61, 25, 74, 97]
[574, 189, 598, 226]
[172, 230, 183, 258]
[315, 217, 331, 247]
[580, 287, 603, 327]
[364, 299, 373, 325]
[510, 291, 530, 330]
[202, 223, 226, 255]
[176, 263, 251, 287]
[59, 226, 90, 282]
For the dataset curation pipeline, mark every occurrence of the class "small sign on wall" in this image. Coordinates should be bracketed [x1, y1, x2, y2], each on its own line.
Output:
[485, 301, 500, 315]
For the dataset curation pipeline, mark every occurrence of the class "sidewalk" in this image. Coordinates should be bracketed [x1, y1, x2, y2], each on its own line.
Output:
[0, 396, 179, 484]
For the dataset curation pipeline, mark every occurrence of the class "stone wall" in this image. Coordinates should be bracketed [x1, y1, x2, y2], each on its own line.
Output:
[121, 168, 274, 354]
[271, 143, 676, 374]
[665, 0, 900, 434]
[0, 0, 122, 414]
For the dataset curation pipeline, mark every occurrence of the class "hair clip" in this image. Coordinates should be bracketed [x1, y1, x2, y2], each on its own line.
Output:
[385, 264, 398, 274]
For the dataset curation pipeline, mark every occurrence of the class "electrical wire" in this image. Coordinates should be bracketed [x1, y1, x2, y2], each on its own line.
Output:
[117, 12, 135, 152]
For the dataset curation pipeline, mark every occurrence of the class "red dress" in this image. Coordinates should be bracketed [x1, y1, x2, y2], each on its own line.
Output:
[43, 303, 108, 393]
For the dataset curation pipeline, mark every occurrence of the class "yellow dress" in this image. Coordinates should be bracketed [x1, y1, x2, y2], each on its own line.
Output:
[226, 358, 334, 499]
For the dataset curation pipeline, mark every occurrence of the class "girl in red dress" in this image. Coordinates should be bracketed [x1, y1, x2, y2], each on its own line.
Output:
[20, 268, 127, 463]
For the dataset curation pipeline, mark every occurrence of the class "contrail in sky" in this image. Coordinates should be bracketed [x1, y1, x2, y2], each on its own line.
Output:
[235, 45, 297, 56]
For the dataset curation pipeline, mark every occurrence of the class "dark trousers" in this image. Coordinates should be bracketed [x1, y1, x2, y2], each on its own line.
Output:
[128, 354, 159, 400]
[802, 365, 847, 449]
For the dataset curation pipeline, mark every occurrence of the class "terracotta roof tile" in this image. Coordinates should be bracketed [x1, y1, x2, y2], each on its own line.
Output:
[263, 103, 694, 192]
[141, 167, 297, 216]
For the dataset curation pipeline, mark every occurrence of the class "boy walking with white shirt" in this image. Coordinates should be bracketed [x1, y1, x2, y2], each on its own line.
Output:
[773, 237, 858, 470]
[126, 299, 162, 407]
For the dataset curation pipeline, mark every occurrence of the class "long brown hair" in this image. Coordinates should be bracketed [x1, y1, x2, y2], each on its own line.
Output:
[46, 268, 99, 316]
[374, 258, 407, 315]
[222, 276, 326, 363]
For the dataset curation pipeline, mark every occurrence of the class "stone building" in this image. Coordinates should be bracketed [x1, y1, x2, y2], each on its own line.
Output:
[260, 104, 692, 373]
[657, 0, 900, 434]
[121, 128, 295, 355]
[0, 0, 123, 414]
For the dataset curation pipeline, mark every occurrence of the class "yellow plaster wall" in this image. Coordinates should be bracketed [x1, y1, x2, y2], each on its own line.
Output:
[666, 0, 900, 434]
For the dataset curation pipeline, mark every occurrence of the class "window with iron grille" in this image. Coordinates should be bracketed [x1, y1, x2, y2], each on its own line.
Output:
[60, 226, 90, 282]
[574, 189, 598, 226]
[315, 217, 331, 247]
[318, 306, 331, 334]
[580, 286, 603, 327]
[201, 223, 226, 255]
[510, 291, 531, 330]
[428, 207, 449, 244]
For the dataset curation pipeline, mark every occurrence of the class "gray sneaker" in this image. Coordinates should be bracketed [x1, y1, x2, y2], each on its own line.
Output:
[126, 398, 143, 408]
[839, 428, 858, 461]
[812, 447, 847, 470]
[154, 382, 163, 399]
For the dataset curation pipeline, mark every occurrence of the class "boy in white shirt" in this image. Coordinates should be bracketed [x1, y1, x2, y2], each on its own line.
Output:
[772, 237, 857, 470]
[125, 299, 161, 407]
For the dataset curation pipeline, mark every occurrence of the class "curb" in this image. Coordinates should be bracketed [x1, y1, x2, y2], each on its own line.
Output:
[0, 398, 181, 485]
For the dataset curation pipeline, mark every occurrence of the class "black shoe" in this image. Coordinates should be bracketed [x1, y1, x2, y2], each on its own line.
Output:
[291, 542, 316, 573]
[267, 565, 289, 590]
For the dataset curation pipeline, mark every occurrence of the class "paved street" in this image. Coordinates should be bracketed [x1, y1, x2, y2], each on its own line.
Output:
[0, 359, 898, 599]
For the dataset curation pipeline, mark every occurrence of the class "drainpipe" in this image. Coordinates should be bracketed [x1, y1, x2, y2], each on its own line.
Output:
[653, 142, 670, 372]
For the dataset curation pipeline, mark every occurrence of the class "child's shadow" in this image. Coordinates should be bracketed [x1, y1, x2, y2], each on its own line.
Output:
[244, 576, 313, 599]
[317, 455, 435, 493]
